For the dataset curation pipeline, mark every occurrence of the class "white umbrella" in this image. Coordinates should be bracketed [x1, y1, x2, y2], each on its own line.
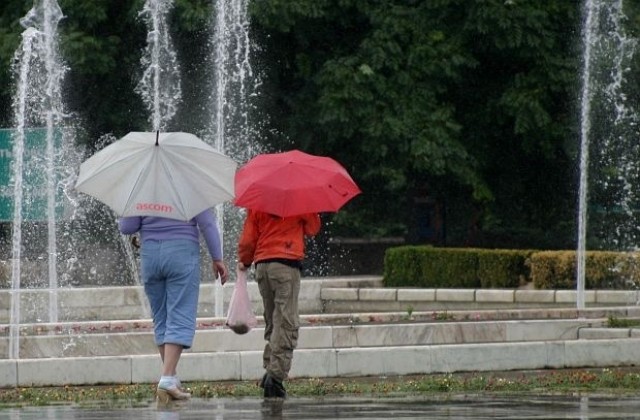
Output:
[75, 131, 237, 221]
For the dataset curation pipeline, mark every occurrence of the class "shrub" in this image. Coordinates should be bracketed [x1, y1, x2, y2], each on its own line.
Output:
[531, 250, 640, 289]
[384, 247, 640, 289]
[476, 249, 534, 288]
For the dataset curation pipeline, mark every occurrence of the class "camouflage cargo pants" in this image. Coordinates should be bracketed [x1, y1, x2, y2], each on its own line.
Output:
[255, 261, 300, 381]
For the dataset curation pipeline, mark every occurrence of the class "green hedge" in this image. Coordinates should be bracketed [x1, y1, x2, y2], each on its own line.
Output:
[383, 247, 640, 289]
[416, 247, 479, 288]
[476, 249, 535, 288]
[530, 250, 640, 289]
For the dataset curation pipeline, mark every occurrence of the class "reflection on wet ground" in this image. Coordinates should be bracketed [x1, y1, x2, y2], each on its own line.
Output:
[1, 395, 640, 419]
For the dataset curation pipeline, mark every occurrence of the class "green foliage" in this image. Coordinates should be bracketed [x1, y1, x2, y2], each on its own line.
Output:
[531, 251, 640, 290]
[417, 248, 479, 288]
[383, 246, 422, 287]
[476, 249, 534, 288]
[0, 0, 593, 246]
[0, 1, 31, 126]
[529, 251, 574, 289]
[386, 247, 640, 290]
[4, 369, 640, 406]
[608, 316, 640, 328]
[250, 0, 581, 239]
[174, 0, 211, 32]
[0, 0, 209, 143]
[384, 246, 483, 288]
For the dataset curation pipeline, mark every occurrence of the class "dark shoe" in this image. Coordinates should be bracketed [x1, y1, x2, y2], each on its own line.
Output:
[257, 372, 268, 388]
[263, 373, 287, 399]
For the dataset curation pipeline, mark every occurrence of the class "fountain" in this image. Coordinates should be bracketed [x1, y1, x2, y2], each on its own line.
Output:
[3, 0, 263, 359]
[576, 0, 638, 309]
[5, 1, 640, 391]
[135, 0, 182, 131]
[131, 0, 262, 318]
[208, 0, 262, 316]
[6, 0, 85, 359]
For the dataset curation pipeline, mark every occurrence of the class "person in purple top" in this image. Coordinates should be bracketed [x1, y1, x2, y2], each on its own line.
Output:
[119, 210, 228, 402]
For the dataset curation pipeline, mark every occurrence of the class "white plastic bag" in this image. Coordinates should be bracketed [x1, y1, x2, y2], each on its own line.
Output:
[225, 268, 257, 334]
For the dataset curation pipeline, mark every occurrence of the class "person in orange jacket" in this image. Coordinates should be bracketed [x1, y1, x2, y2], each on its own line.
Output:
[237, 210, 321, 398]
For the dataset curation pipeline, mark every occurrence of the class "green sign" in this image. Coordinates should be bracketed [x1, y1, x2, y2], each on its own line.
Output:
[0, 128, 66, 222]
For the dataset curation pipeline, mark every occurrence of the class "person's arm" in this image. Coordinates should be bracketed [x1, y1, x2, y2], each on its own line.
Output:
[237, 210, 259, 270]
[118, 216, 142, 234]
[195, 210, 228, 284]
[301, 213, 321, 236]
[195, 210, 222, 260]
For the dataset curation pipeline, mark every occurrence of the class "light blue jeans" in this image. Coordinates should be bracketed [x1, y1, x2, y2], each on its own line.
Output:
[140, 239, 200, 349]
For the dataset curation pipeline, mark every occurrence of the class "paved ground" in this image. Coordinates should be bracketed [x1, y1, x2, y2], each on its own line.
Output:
[1, 394, 640, 419]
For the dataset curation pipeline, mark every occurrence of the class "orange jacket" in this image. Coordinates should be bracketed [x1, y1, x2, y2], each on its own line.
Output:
[237, 210, 321, 266]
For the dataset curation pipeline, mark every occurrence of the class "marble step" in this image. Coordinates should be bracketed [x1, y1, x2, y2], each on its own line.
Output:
[3, 335, 640, 388]
[321, 287, 640, 312]
[0, 317, 610, 359]
[3, 304, 640, 337]
[0, 276, 383, 323]
[4, 277, 639, 325]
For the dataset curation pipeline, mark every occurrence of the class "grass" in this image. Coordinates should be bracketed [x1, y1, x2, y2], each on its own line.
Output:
[607, 316, 640, 328]
[2, 368, 640, 408]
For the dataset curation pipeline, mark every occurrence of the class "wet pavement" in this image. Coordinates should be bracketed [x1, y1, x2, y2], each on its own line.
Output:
[1, 395, 640, 419]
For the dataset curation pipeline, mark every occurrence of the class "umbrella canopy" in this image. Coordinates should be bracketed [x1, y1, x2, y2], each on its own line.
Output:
[75, 131, 237, 221]
[234, 149, 361, 217]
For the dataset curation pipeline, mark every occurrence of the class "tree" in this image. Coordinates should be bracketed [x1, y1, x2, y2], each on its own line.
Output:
[251, 0, 486, 237]
[250, 0, 581, 245]
[0, 0, 32, 127]
[0, 0, 589, 248]
[0, 0, 213, 146]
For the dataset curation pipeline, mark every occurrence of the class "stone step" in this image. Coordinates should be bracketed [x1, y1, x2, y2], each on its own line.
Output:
[0, 276, 383, 323]
[4, 304, 639, 337]
[321, 287, 640, 312]
[4, 275, 639, 324]
[2, 318, 608, 359]
[3, 336, 640, 388]
[2, 275, 640, 388]
[4, 304, 640, 359]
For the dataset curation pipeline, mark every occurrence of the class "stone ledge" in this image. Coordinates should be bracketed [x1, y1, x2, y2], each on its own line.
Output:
[5, 337, 640, 387]
[476, 289, 514, 303]
[321, 287, 639, 305]
[578, 327, 631, 340]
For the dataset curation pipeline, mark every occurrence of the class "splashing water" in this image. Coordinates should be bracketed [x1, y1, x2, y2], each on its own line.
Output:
[210, 0, 260, 163]
[5, 0, 264, 358]
[8, 0, 81, 358]
[576, 0, 638, 309]
[129, 0, 184, 314]
[136, 0, 182, 131]
[207, 0, 263, 315]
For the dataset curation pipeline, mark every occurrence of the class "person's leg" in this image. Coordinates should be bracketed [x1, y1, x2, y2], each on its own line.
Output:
[156, 239, 199, 401]
[162, 239, 200, 345]
[141, 241, 168, 348]
[161, 343, 183, 377]
[141, 241, 171, 378]
[263, 262, 300, 398]
[268, 263, 300, 380]
[256, 263, 274, 371]
[157, 346, 178, 378]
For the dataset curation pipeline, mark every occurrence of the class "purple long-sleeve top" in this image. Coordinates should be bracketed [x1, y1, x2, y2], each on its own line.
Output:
[118, 210, 223, 260]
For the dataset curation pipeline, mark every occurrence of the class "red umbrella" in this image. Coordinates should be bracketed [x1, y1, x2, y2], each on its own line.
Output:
[234, 150, 361, 217]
